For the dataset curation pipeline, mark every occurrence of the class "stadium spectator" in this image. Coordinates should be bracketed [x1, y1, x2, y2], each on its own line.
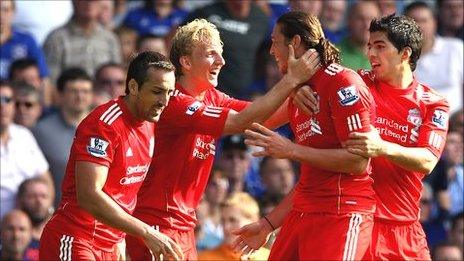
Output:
[94, 62, 126, 101]
[0, 210, 33, 261]
[437, 0, 463, 40]
[43, 0, 121, 85]
[404, 1, 463, 112]
[0, 81, 53, 219]
[114, 26, 138, 68]
[123, 0, 188, 37]
[449, 109, 463, 135]
[198, 192, 270, 260]
[0, 0, 49, 83]
[320, 0, 347, 44]
[234, 11, 376, 260]
[449, 212, 464, 254]
[377, 0, 398, 16]
[136, 33, 168, 56]
[217, 135, 252, 193]
[97, 0, 116, 30]
[33, 68, 93, 207]
[12, 0, 72, 45]
[259, 157, 295, 201]
[445, 131, 463, 216]
[338, 1, 380, 70]
[184, 1, 269, 99]
[288, 0, 322, 17]
[421, 182, 448, 248]
[125, 18, 319, 260]
[39, 52, 182, 260]
[16, 177, 54, 261]
[12, 82, 42, 129]
[196, 168, 229, 250]
[432, 242, 463, 261]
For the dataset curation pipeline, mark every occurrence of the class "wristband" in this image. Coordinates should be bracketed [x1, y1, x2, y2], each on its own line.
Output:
[263, 215, 276, 231]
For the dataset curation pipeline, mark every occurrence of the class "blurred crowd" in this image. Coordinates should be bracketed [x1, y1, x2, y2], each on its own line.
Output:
[0, 0, 462, 260]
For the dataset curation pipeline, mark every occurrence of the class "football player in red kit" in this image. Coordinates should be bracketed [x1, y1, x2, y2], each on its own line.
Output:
[125, 19, 320, 260]
[232, 11, 376, 260]
[345, 14, 449, 260]
[39, 52, 183, 260]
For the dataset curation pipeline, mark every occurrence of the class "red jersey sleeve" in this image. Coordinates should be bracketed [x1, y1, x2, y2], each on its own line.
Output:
[217, 92, 249, 112]
[417, 97, 450, 158]
[72, 117, 121, 167]
[160, 93, 232, 138]
[329, 70, 375, 142]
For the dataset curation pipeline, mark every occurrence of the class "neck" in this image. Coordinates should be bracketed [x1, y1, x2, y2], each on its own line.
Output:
[0, 25, 12, 44]
[177, 76, 210, 100]
[383, 65, 414, 89]
[422, 36, 435, 54]
[61, 108, 88, 127]
[123, 95, 139, 120]
[74, 17, 96, 33]
[0, 126, 9, 144]
[32, 220, 48, 240]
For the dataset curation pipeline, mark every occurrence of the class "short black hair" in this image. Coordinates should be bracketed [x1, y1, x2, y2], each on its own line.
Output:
[57, 67, 92, 92]
[369, 14, 423, 71]
[8, 58, 39, 81]
[125, 51, 175, 94]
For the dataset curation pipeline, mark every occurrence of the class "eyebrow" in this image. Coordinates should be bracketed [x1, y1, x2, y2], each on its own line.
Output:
[372, 40, 386, 45]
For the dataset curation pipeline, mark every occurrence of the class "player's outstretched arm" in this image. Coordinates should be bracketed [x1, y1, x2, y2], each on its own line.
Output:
[75, 161, 184, 260]
[223, 46, 320, 135]
[245, 123, 369, 174]
[345, 130, 438, 174]
[232, 190, 294, 254]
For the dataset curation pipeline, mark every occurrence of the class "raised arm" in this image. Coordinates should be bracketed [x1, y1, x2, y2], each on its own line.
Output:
[75, 161, 183, 260]
[222, 46, 320, 135]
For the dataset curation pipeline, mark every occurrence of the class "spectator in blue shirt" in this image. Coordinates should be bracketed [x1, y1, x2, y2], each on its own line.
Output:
[0, 0, 49, 81]
[123, 0, 188, 37]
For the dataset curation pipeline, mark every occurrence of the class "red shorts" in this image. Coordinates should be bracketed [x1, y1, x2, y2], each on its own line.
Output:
[39, 225, 119, 260]
[126, 226, 197, 260]
[364, 219, 430, 260]
[269, 211, 373, 260]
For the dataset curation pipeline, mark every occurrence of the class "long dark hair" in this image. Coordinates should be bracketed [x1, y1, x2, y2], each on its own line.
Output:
[277, 11, 340, 66]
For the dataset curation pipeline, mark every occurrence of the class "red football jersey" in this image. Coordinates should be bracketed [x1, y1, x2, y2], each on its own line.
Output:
[358, 69, 450, 222]
[133, 84, 248, 231]
[289, 64, 376, 214]
[45, 98, 155, 250]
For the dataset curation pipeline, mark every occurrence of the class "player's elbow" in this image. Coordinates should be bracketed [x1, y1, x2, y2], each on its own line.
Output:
[420, 161, 436, 175]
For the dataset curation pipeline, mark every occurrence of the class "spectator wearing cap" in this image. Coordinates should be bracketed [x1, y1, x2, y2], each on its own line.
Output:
[13, 82, 42, 129]
[0, 81, 53, 219]
[33, 68, 93, 206]
[217, 135, 252, 194]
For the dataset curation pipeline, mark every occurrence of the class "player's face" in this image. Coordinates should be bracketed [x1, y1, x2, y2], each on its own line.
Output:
[270, 23, 290, 74]
[186, 41, 224, 89]
[367, 31, 403, 82]
[221, 206, 254, 245]
[136, 69, 175, 122]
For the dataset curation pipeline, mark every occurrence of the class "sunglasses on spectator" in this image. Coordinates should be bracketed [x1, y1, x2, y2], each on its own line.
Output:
[100, 79, 124, 86]
[0, 96, 13, 104]
[15, 101, 37, 109]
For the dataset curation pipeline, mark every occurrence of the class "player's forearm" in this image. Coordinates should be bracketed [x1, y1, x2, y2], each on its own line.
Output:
[78, 190, 150, 239]
[289, 143, 369, 174]
[265, 190, 294, 230]
[224, 76, 297, 135]
[382, 141, 438, 174]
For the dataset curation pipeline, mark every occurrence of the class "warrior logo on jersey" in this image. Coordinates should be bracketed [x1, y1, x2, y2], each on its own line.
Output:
[186, 101, 202, 115]
[87, 137, 109, 157]
[432, 110, 448, 130]
[337, 86, 360, 106]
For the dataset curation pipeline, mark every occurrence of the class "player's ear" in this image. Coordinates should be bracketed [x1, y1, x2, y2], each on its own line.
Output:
[179, 56, 191, 71]
[128, 79, 139, 96]
[401, 46, 412, 62]
[291, 35, 302, 50]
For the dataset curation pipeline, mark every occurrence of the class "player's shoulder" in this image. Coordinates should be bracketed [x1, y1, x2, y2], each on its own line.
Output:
[322, 63, 364, 84]
[416, 82, 449, 108]
[82, 99, 124, 129]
